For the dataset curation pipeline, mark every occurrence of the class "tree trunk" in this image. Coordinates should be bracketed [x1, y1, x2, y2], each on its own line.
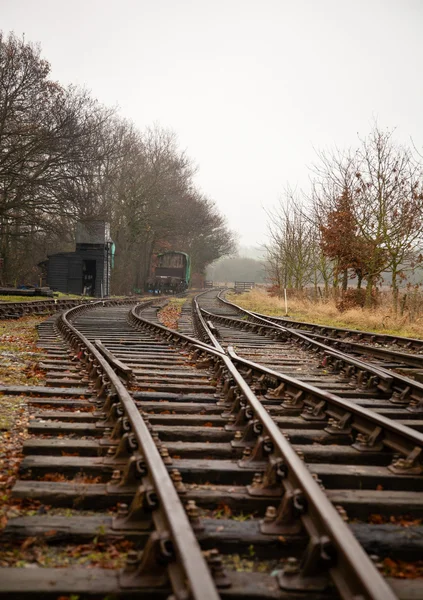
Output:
[333, 267, 339, 298]
[365, 276, 374, 308]
[391, 266, 399, 314]
[341, 269, 348, 292]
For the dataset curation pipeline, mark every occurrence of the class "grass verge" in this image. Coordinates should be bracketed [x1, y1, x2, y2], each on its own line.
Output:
[231, 289, 423, 339]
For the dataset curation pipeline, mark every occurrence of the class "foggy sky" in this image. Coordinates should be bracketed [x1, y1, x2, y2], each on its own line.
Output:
[1, 0, 422, 248]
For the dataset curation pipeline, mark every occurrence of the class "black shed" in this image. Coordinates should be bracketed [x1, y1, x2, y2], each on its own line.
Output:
[43, 221, 113, 297]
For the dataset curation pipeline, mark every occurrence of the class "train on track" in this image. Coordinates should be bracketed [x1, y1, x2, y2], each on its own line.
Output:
[146, 250, 191, 294]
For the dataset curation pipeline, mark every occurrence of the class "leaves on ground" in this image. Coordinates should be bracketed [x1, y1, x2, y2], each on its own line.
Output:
[382, 557, 423, 579]
[157, 299, 185, 330]
[0, 316, 45, 387]
[369, 514, 422, 527]
[0, 537, 134, 568]
[0, 316, 47, 531]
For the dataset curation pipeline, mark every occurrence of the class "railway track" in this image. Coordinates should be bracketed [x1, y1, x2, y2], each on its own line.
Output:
[197, 290, 423, 426]
[199, 291, 423, 372]
[248, 309, 423, 379]
[0, 293, 422, 598]
[0, 298, 97, 320]
[252, 311, 423, 354]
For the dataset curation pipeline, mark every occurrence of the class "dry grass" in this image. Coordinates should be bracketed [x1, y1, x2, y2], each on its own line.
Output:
[231, 289, 423, 339]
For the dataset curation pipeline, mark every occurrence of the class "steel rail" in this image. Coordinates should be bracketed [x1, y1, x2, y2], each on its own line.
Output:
[201, 302, 423, 458]
[129, 301, 223, 354]
[251, 310, 423, 351]
[129, 293, 399, 600]
[214, 292, 423, 408]
[94, 339, 134, 383]
[58, 302, 220, 600]
[225, 346, 423, 461]
[0, 298, 93, 319]
[200, 305, 393, 384]
[298, 330, 423, 369]
[192, 294, 400, 600]
[215, 349, 397, 600]
[192, 291, 226, 353]
[212, 293, 394, 383]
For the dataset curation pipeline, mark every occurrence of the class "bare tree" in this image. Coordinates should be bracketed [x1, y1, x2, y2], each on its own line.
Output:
[311, 125, 423, 309]
[265, 189, 316, 291]
[0, 31, 236, 290]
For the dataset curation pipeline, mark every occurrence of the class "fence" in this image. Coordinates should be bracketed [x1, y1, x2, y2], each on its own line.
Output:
[234, 281, 255, 293]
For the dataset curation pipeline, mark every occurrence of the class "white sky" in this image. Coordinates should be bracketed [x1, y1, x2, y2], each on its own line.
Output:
[1, 0, 422, 248]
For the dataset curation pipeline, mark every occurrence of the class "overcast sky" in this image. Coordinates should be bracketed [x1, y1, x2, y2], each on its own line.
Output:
[1, 0, 422, 249]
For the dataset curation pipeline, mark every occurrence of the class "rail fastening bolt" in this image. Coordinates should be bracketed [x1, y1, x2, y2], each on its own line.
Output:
[335, 505, 348, 521]
[264, 506, 277, 522]
[160, 447, 172, 464]
[125, 549, 140, 570]
[234, 431, 243, 440]
[171, 469, 186, 492]
[186, 500, 200, 520]
[284, 556, 300, 575]
[117, 503, 129, 516]
[111, 469, 121, 481]
[242, 447, 252, 459]
[370, 554, 383, 570]
[252, 473, 263, 486]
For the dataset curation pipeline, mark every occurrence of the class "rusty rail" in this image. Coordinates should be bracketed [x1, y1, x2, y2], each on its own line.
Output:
[127, 294, 398, 600]
[58, 302, 220, 600]
[215, 291, 423, 411]
[225, 346, 423, 472]
[252, 310, 423, 352]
